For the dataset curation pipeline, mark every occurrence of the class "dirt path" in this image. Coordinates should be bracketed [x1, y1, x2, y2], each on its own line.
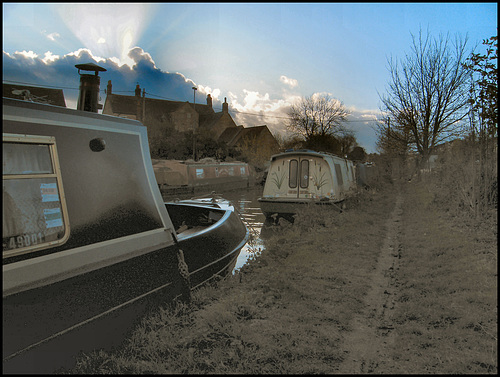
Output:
[337, 192, 403, 373]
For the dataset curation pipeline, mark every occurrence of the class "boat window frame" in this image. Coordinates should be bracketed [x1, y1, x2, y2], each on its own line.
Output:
[299, 159, 309, 188]
[334, 163, 344, 186]
[3, 133, 70, 258]
[288, 159, 298, 188]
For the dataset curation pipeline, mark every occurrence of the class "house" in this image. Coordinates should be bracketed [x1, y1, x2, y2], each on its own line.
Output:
[3, 83, 66, 107]
[103, 81, 237, 138]
[102, 81, 279, 161]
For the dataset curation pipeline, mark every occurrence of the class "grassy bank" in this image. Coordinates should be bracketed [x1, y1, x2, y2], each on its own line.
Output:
[382, 180, 497, 373]
[65, 178, 497, 374]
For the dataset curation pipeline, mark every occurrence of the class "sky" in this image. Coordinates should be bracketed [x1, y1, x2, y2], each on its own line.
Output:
[2, 3, 498, 154]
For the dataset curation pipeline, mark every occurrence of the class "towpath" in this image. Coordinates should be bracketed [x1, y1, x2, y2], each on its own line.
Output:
[337, 191, 403, 373]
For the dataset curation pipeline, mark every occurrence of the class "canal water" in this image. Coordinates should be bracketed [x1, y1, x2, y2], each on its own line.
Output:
[219, 187, 267, 272]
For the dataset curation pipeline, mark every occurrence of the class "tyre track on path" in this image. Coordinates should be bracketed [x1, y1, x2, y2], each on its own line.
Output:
[337, 192, 403, 373]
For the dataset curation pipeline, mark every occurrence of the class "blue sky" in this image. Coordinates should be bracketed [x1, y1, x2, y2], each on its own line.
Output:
[2, 3, 497, 153]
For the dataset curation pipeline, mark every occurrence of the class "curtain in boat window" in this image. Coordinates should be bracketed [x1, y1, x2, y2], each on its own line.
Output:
[300, 160, 309, 188]
[3, 137, 69, 257]
[334, 163, 344, 186]
[3, 143, 53, 175]
[289, 159, 298, 188]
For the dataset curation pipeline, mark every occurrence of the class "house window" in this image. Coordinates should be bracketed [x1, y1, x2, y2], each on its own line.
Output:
[3, 134, 70, 258]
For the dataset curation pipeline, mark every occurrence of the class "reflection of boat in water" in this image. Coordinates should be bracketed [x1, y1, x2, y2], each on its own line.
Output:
[258, 150, 357, 221]
[2, 97, 248, 373]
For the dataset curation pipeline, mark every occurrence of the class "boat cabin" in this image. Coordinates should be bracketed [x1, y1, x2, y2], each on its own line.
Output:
[258, 150, 356, 218]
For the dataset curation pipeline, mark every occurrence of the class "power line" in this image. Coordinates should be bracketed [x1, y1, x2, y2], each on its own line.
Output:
[3, 79, 79, 91]
[3, 79, 380, 123]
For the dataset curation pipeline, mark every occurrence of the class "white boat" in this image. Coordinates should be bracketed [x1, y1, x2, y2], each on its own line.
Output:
[258, 149, 357, 220]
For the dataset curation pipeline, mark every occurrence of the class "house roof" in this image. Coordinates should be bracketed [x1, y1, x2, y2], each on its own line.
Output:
[104, 92, 233, 131]
[199, 111, 225, 130]
[218, 126, 244, 145]
[3, 83, 66, 107]
[103, 94, 138, 116]
[232, 125, 268, 145]
[218, 125, 272, 147]
[104, 94, 194, 118]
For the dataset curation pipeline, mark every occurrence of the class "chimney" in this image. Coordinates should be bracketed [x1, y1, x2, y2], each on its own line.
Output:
[75, 62, 107, 112]
[206, 94, 212, 108]
[222, 97, 228, 114]
[136, 84, 142, 121]
[107, 80, 112, 95]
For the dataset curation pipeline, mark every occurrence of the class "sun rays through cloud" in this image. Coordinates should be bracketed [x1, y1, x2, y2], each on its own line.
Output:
[54, 3, 155, 67]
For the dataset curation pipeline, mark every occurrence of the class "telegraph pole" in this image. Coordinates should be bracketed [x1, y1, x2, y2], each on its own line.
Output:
[192, 86, 197, 161]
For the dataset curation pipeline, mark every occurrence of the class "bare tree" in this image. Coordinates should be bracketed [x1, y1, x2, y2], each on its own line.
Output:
[378, 30, 472, 165]
[287, 94, 350, 140]
[375, 116, 411, 157]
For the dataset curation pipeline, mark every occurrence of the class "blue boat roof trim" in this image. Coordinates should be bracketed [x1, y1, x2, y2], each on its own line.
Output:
[271, 149, 349, 161]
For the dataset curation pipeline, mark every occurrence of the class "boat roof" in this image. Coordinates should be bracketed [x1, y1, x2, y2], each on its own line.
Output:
[270, 149, 348, 161]
[3, 97, 144, 129]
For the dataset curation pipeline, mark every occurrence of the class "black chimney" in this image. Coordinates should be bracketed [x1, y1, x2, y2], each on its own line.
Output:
[75, 63, 107, 112]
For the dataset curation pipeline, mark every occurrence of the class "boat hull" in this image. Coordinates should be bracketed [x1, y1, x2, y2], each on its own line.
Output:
[2, 244, 184, 373]
[3, 204, 248, 374]
[258, 197, 343, 219]
[166, 201, 250, 289]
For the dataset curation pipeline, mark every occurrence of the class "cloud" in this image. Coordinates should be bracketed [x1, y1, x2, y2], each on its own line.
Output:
[67, 48, 106, 63]
[2, 46, 224, 112]
[345, 107, 382, 154]
[97, 37, 106, 44]
[280, 75, 298, 88]
[2, 44, 379, 152]
[46, 32, 60, 42]
[42, 51, 60, 63]
[228, 89, 294, 135]
[15, 50, 39, 59]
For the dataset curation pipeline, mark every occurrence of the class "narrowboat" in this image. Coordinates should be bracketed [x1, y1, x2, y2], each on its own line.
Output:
[2, 97, 248, 373]
[258, 150, 357, 219]
[153, 158, 251, 196]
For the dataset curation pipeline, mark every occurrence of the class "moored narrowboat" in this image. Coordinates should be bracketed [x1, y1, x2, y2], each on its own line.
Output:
[2, 97, 248, 373]
[153, 158, 251, 196]
[258, 150, 357, 219]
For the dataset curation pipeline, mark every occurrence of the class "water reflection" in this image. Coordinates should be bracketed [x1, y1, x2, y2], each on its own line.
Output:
[219, 187, 267, 272]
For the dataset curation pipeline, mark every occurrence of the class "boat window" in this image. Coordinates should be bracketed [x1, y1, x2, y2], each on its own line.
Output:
[334, 163, 344, 186]
[3, 134, 70, 258]
[196, 168, 204, 179]
[300, 159, 309, 188]
[289, 159, 298, 188]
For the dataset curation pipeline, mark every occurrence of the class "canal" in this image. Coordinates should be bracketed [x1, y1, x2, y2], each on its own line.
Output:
[219, 187, 267, 272]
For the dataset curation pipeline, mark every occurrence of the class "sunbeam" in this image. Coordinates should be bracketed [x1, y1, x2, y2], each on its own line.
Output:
[54, 3, 156, 66]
